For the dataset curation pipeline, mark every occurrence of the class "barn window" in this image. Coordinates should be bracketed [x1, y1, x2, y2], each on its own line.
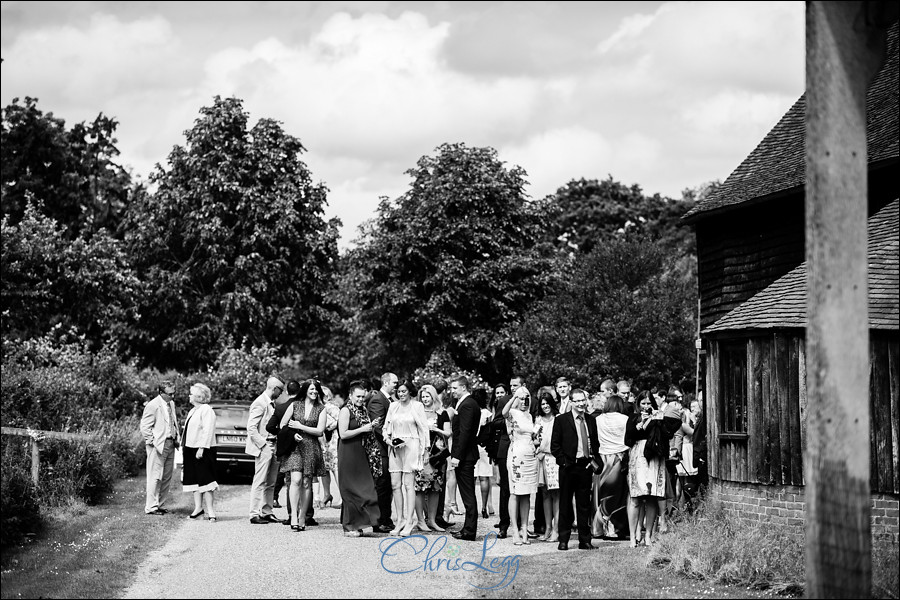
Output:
[721, 342, 748, 434]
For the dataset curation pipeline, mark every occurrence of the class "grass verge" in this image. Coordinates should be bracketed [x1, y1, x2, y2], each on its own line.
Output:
[0, 469, 244, 600]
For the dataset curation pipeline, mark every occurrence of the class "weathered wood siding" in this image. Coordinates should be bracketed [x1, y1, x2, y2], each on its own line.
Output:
[708, 333, 899, 493]
[696, 198, 806, 331]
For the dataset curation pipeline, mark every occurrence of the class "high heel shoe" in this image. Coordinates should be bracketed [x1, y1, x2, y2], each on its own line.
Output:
[481, 508, 489, 519]
[417, 519, 433, 532]
[449, 502, 463, 516]
[426, 520, 444, 532]
[322, 494, 334, 507]
[399, 521, 415, 537]
[390, 519, 406, 536]
[189, 509, 204, 519]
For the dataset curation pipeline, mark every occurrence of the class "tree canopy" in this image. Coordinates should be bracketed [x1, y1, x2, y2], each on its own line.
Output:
[514, 235, 696, 391]
[1, 97, 135, 238]
[122, 96, 340, 369]
[343, 142, 557, 381]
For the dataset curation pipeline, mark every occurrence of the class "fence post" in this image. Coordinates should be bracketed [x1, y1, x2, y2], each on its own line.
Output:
[30, 437, 40, 487]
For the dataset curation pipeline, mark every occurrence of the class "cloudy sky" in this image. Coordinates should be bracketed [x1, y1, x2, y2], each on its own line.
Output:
[1, 1, 805, 249]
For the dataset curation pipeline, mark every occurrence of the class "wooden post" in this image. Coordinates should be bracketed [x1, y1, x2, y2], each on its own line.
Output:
[805, 2, 891, 597]
[30, 438, 40, 487]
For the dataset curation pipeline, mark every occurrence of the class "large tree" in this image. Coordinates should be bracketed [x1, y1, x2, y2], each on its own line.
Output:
[514, 235, 696, 391]
[123, 96, 340, 369]
[1, 97, 135, 238]
[344, 142, 557, 380]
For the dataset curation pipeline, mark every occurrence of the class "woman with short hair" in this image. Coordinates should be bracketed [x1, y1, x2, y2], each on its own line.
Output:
[383, 379, 430, 537]
[182, 382, 218, 521]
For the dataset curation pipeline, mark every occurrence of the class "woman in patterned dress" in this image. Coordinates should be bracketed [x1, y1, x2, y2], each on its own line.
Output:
[534, 390, 560, 542]
[624, 391, 666, 546]
[279, 379, 327, 531]
[502, 386, 539, 546]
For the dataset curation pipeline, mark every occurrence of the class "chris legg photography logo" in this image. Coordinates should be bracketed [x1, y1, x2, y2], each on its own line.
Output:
[378, 531, 521, 590]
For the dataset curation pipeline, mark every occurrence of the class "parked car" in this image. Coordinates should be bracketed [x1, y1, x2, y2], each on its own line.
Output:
[211, 401, 254, 479]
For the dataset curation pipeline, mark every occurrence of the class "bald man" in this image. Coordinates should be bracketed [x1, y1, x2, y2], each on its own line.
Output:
[246, 376, 285, 524]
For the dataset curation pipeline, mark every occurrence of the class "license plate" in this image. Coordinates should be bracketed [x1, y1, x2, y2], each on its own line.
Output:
[217, 435, 245, 444]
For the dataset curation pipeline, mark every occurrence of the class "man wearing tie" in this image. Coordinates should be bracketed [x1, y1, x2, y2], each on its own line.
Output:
[140, 380, 181, 515]
[550, 388, 601, 550]
[245, 376, 285, 524]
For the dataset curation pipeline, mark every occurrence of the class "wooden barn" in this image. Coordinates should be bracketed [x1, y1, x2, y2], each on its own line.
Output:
[681, 23, 899, 540]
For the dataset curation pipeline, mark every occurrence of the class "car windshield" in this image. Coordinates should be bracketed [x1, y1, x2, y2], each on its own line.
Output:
[213, 406, 248, 428]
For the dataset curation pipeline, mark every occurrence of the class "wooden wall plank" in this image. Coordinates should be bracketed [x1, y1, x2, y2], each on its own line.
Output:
[776, 332, 793, 485]
[765, 335, 780, 485]
[789, 336, 803, 485]
[890, 339, 899, 495]
[708, 342, 720, 480]
[748, 338, 763, 482]
[799, 336, 808, 486]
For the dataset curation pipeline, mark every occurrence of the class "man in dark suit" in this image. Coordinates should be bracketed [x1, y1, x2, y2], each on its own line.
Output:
[265, 379, 318, 526]
[449, 375, 481, 541]
[550, 387, 601, 551]
[367, 372, 397, 533]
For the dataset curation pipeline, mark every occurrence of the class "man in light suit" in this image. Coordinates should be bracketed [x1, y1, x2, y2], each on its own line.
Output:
[245, 376, 285, 524]
[140, 380, 181, 515]
[449, 375, 481, 541]
[551, 388, 601, 551]
[367, 372, 397, 533]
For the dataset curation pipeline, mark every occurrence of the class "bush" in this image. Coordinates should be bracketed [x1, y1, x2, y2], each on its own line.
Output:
[37, 438, 113, 506]
[188, 340, 284, 402]
[0, 438, 42, 548]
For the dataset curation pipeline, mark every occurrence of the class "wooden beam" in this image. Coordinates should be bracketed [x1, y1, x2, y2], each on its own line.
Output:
[804, 2, 892, 597]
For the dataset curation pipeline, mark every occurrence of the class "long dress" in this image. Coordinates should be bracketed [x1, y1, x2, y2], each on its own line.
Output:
[475, 408, 494, 478]
[534, 415, 559, 490]
[506, 409, 538, 495]
[625, 414, 666, 499]
[280, 401, 327, 476]
[595, 412, 629, 538]
[337, 408, 381, 531]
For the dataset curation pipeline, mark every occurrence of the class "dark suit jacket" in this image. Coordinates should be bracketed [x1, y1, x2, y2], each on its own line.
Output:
[484, 410, 511, 461]
[550, 410, 601, 468]
[267, 398, 296, 459]
[366, 390, 391, 447]
[451, 394, 481, 463]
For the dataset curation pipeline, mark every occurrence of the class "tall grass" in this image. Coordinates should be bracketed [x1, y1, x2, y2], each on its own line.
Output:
[648, 494, 805, 595]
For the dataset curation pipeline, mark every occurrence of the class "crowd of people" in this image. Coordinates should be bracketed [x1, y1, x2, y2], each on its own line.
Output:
[139, 372, 707, 551]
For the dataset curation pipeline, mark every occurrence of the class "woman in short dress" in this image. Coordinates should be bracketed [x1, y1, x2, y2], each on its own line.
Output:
[383, 379, 430, 537]
[503, 386, 539, 546]
[413, 384, 449, 532]
[534, 390, 560, 542]
[625, 391, 667, 546]
[280, 379, 327, 531]
[473, 388, 495, 519]
[182, 382, 218, 521]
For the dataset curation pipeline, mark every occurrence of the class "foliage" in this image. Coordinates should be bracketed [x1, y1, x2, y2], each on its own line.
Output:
[37, 438, 114, 506]
[1, 205, 141, 346]
[544, 175, 705, 256]
[649, 495, 805, 595]
[344, 142, 558, 382]
[0, 438, 42, 548]
[1, 96, 135, 238]
[122, 96, 340, 370]
[1, 329, 148, 430]
[514, 235, 696, 391]
[187, 339, 285, 402]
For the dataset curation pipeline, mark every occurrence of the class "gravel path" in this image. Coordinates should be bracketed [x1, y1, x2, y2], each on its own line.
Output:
[121, 484, 604, 599]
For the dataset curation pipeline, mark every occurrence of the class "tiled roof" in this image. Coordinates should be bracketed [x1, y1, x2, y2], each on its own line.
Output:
[703, 199, 899, 333]
[684, 21, 899, 222]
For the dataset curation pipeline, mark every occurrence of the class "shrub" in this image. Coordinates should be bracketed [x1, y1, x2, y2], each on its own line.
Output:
[37, 438, 114, 506]
[188, 340, 284, 402]
[0, 438, 42, 548]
